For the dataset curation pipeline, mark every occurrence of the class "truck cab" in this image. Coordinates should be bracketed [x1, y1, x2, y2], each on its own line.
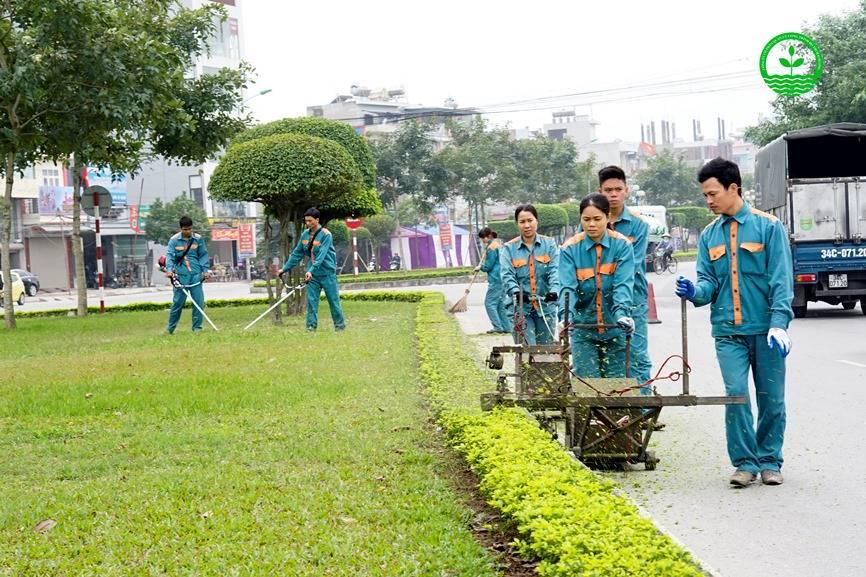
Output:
[755, 123, 866, 318]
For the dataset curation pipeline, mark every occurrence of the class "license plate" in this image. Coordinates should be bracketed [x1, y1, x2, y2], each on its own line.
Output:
[829, 274, 848, 288]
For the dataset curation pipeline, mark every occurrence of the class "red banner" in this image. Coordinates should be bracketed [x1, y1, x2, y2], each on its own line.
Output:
[238, 223, 256, 256]
[211, 228, 239, 241]
[129, 205, 141, 233]
[438, 223, 453, 249]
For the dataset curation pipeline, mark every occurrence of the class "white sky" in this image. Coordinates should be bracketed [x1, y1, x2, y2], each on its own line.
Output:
[242, 0, 860, 143]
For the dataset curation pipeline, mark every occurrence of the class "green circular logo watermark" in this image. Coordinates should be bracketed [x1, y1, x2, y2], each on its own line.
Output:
[760, 32, 823, 97]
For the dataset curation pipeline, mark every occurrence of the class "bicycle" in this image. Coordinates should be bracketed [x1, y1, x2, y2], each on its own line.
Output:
[653, 251, 677, 275]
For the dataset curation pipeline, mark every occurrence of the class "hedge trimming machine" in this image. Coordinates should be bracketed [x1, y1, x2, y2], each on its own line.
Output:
[481, 293, 745, 470]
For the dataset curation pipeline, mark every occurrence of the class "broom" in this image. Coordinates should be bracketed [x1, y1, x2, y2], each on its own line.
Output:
[449, 245, 487, 313]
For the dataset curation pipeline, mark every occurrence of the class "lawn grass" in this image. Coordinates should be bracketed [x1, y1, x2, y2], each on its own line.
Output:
[0, 302, 499, 576]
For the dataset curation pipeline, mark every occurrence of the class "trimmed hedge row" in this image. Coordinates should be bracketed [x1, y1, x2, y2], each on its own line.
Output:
[252, 267, 476, 287]
[413, 292, 704, 577]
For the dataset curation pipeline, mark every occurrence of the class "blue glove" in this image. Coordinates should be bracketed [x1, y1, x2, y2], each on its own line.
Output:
[767, 328, 791, 357]
[675, 276, 696, 300]
[616, 316, 635, 334]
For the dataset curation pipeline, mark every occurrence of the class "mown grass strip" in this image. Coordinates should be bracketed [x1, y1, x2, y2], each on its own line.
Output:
[0, 301, 499, 576]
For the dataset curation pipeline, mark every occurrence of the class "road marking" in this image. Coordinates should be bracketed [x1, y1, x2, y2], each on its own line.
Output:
[837, 360, 866, 368]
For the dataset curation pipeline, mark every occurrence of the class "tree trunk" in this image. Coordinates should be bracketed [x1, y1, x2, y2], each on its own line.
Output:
[71, 156, 88, 316]
[285, 212, 304, 317]
[2, 152, 16, 329]
[263, 213, 282, 324]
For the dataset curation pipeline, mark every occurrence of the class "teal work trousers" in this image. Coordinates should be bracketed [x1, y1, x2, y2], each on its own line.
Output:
[306, 275, 346, 331]
[715, 334, 786, 473]
[167, 282, 205, 333]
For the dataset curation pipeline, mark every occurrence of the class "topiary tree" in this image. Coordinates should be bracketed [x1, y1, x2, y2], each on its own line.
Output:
[557, 202, 580, 234]
[487, 220, 519, 240]
[535, 204, 569, 240]
[209, 132, 363, 319]
[232, 116, 376, 190]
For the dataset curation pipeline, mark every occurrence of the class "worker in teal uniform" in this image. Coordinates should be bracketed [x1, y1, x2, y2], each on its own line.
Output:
[499, 204, 560, 345]
[475, 227, 512, 334]
[675, 157, 793, 488]
[280, 207, 346, 332]
[594, 165, 653, 391]
[559, 193, 635, 377]
[164, 215, 211, 334]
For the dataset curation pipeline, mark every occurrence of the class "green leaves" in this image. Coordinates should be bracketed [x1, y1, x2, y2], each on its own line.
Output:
[209, 132, 363, 207]
[634, 149, 702, 206]
[144, 196, 211, 246]
[414, 293, 705, 577]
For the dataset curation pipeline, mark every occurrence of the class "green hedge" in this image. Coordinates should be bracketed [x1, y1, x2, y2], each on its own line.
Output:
[253, 267, 475, 287]
[487, 220, 518, 240]
[414, 293, 704, 577]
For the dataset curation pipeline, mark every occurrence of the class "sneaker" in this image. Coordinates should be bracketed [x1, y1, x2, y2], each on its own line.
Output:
[760, 470, 784, 485]
[729, 470, 757, 487]
[306, 327, 316, 332]
[162, 329, 174, 336]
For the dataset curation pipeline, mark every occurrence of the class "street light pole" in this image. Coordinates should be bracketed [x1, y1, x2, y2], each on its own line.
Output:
[243, 88, 272, 105]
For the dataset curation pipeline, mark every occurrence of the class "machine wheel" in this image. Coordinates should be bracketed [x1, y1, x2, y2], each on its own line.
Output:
[653, 257, 665, 275]
[17, 293, 25, 306]
[843, 301, 856, 310]
[793, 304, 807, 319]
[487, 352, 504, 370]
[27, 284, 38, 297]
[644, 450, 658, 471]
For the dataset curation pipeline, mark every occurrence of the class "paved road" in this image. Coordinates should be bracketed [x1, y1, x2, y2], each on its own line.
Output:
[12, 272, 865, 575]
[442, 264, 865, 577]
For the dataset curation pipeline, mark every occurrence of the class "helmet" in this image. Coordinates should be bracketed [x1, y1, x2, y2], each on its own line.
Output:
[158, 255, 167, 268]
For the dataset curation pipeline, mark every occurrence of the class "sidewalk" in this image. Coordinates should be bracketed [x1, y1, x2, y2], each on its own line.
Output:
[32, 284, 175, 303]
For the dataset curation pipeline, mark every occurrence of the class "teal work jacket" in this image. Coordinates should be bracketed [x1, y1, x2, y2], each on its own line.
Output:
[692, 203, 793, 337]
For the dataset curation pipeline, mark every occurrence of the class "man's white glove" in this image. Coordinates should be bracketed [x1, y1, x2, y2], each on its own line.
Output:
[616, 316, 635, 334]
[767, 328, 791, 357]
[473, 265, 481, 272]
[556, 320, 565, 338]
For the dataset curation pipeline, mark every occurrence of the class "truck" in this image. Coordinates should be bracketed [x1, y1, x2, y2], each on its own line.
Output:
[755, 122, 866, 318]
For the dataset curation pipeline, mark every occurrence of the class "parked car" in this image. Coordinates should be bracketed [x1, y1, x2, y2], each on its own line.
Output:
[0, 271, 26, 306]
[12, 269, 39, 296]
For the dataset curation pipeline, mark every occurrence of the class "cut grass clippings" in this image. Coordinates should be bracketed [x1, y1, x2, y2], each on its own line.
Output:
[0, 300, 499, 576]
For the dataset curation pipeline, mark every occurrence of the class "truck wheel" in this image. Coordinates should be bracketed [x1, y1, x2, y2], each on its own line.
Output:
[861, 298, 866, 315]
[843, 301, 856, 310]
[793, 305, 807, 319]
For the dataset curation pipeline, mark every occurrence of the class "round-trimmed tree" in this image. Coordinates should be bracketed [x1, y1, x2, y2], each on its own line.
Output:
[231, 116, 376, 190]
